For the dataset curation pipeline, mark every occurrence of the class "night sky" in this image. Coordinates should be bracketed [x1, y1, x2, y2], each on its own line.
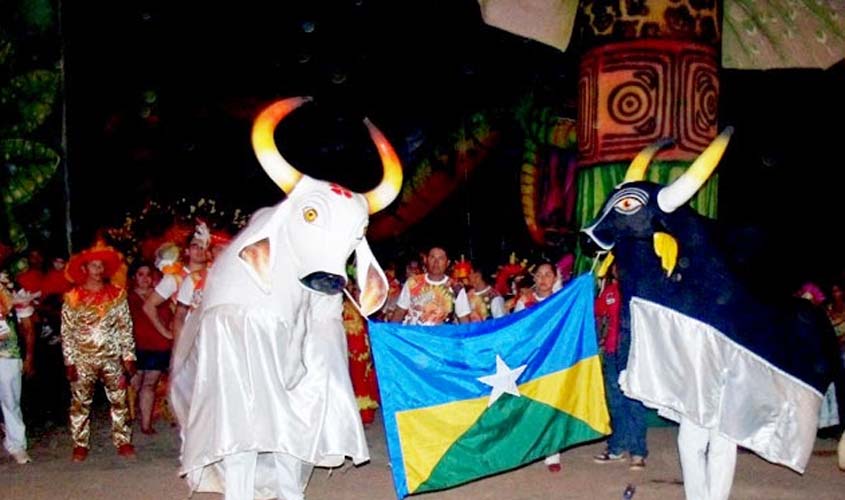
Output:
[58, 1, 845, 289]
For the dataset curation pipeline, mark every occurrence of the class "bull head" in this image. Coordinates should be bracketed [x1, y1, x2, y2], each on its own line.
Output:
[582, 128, 733, 276]
[240, 97, 402, 316]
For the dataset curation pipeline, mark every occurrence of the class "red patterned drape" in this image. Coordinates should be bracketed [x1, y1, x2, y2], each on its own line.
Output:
[342, 299, 379, 425]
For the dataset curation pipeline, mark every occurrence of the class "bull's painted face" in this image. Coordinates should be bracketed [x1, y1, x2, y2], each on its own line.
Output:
[582, 128, 732, 256]
[285, 178, 370, 294]
[246, 97, 403, 316]
[582, 182, 663, 251]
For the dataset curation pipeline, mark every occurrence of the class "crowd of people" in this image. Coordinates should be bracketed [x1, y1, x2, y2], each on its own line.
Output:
[0, 220, 230, 463]
[1, 223, 843, 483]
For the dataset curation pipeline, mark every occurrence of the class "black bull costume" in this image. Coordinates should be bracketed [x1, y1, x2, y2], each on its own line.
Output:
[583, 128, 845, 498]
[170, 97, 402, 499]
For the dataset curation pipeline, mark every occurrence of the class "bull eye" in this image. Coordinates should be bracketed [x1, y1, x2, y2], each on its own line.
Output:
[303, 207, 319, 223]
[614, 196, 643, 214]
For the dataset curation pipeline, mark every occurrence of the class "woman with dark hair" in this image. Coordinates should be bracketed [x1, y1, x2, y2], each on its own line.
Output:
[511, 262, 564, 472]
[127, 261, 173, 434]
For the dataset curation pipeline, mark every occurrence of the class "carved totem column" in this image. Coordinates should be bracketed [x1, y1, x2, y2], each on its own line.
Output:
[576, 0, 722, 225]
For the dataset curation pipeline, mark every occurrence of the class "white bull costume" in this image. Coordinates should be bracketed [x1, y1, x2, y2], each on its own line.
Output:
[170, 97, 402, 500]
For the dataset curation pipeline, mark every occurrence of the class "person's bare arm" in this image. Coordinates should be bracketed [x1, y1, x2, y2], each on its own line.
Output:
[454, 288, 471, 324]
[19, 315, 35, 377]
[143, 292, 173, 340]
[389, 307, 408, 323]
[172, 303, 189, 345]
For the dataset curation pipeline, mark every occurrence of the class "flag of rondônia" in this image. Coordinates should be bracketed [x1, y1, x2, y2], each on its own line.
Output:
[369, 273, 610, 498]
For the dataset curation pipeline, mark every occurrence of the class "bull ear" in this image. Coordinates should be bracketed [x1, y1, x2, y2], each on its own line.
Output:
[346, 237, 388, 317]
[653, 232, 678, 277]
[238, 237, 272, 293]
[596, 252, 615, 278]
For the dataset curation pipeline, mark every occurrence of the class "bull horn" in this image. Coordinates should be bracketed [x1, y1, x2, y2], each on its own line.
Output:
[657, 127, 734, 213]
[622, 138, 674, 183]
[251, 97, 312, 194]
[362, 118, 403, 214]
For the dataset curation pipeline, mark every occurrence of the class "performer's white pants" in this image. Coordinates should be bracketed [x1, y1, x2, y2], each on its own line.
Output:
[223, 451, 312, 500]
[678, 417, 736, 500]
[0, 358, 26, 453]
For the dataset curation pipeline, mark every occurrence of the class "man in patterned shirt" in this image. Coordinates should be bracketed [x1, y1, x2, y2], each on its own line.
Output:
[467, 267, 505, 322]
[0, 275, 36, 464]
[390, 246, 471, 325]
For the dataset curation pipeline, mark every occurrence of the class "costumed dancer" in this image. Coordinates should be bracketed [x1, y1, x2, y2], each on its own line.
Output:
[170, 97, 399, 499]
[144, 223, 208, 344]
[61, 241, 136, 462]
[174, 223, 231, 332]
[583, 130, 845, 499]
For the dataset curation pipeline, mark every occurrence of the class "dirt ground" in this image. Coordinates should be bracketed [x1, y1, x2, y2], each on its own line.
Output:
[4, 407, 844, 500]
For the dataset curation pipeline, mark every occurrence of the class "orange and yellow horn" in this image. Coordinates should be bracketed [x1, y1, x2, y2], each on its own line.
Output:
[251, 97, 312, 194]
[362, 118, 403, 214]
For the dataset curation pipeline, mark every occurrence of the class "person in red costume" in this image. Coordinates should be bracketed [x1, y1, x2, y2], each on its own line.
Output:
[14, 249, 45, 296]
[41, 256, 72, 298]
[61, 241, 136, 462]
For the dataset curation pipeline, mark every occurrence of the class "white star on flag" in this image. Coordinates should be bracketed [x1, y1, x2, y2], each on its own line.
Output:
[477, 355, 527, 408]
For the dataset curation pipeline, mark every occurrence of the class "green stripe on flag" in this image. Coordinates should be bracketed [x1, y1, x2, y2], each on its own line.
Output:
[414, 393, 604, 493]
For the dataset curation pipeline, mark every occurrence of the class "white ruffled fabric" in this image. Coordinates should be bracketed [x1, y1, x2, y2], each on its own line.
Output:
[172, 297, 368, 497]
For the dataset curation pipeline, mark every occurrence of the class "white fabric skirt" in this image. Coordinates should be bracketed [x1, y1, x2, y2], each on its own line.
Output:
[171, 303, 368, 496]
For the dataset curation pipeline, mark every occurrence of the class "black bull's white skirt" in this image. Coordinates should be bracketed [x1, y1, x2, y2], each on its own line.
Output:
[621, 297, 822, 473]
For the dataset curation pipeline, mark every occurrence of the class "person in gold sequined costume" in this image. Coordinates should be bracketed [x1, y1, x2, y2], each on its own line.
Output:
[61, 241, 137, 462]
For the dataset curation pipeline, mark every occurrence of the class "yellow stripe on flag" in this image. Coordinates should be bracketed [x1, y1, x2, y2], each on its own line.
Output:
[396, 397, 489, 493]
[520, 355, 611, 434]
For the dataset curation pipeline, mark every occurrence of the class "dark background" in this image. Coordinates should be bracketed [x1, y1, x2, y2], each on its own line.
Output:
[59, 1, 845, 291]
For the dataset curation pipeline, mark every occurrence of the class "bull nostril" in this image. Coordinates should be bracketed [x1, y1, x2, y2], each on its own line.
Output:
[300, 272, 347, 294]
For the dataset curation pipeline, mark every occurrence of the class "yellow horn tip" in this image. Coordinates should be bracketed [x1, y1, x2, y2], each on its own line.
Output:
[623, 138, 673, 183]
[363, 119, 403, 214]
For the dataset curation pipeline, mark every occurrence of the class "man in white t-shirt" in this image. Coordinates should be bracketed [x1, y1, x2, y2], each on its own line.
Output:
[389, 246, 470, 325]
[174, 230, 231, 334]
[143, 228, 209, 343]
